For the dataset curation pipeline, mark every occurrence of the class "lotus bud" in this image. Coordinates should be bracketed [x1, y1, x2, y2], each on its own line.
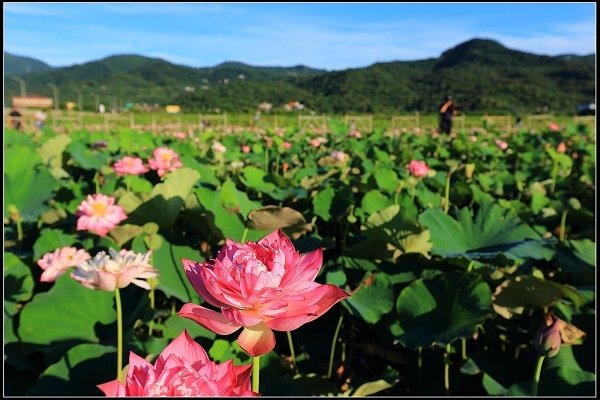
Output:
[465, 163, 476, 180]
[534, 313, 562, 357]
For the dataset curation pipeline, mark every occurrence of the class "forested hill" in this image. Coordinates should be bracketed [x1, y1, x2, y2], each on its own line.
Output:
[4, 39, 595, 114]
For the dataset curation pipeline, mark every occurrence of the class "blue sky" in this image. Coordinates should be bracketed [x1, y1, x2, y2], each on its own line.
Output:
[3, 2, 596, 71]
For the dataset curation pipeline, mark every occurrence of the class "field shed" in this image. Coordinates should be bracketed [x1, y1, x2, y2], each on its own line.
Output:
[12, 95, 53, 109]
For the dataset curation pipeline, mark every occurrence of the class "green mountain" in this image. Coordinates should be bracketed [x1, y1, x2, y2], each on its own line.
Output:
[4, 53, 54, 76]
[3, 39, 595, 114]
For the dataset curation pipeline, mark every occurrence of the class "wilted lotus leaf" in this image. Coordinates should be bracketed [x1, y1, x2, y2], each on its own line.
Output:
[492, 275, 585, 319]
[248, 205, 312, 239]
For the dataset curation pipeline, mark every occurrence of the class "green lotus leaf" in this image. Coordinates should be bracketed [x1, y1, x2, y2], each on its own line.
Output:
[343, 273, 394, 324]
[394, 271, 493, 348]
[5, 167, 59, 222]
[418, 202, 555, 262]
[27, 344, 116, 396]
[18, 275, 115, 360]
[32, 228, 78, 260]
[374, 168, 400, 194]
[492, 275, 585, 319]
[4, 253, 34, 318]
[152, 240, 203, 304]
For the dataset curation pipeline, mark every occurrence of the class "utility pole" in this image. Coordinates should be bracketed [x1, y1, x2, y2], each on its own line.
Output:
[12, 76, 26, 97]
[47, 83, 60, 110]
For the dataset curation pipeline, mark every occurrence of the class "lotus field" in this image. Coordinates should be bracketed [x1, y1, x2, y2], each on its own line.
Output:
[4, 119, 596, 396]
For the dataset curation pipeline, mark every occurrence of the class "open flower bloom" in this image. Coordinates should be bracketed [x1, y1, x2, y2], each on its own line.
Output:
[113, 156, 149, 177]
[148, 147, 183, 177]
[71, 249, 158, 291]
[408, 159, 429, 177]
[179, 230, 350, 356]
[212, 141, 227, 154]
[495, 139, 509, 151]
[331, 150, 349, 162]
[76, 194, 127, 237]
[37, 247, 91, 283]
[97, 330, 256, 397]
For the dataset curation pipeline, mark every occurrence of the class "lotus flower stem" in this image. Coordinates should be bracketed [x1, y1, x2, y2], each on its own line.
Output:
[417, 346, 423, 392]
[531, 355, 546, 396]
[286, 331, 299, 375]
[252, 355, 261, 393]
[264, 147, 270, 173]
[559, 210, 568, 242]
[466, 261, 475, 272]
[461, 339, 467, 360]
[327, 313, 344, 379]
[16, 218, 23, 243]
[444, 343, 451, 395]
[241, 227, 249, 243]
[148, 288, 155, 336]
[550, 158, 559, 194]
[274, 152, 280, 176]
[115, 288, 123, 382]
[94, 171, 101, 193]
[443, 172, 452, 214]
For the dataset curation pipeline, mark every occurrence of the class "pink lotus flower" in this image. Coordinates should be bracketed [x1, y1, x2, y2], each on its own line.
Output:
[76, 194, 127, 237]
[179, 230, 350, 356]
[283, 141, 292, 149]
[174, 131, 187, 139]
[495, 139, 509, 151]
[241, 145, 251, 154]
[148, 147, 183, 177]
[548, 123, 560, 132]
[348, 130, 362, 139]
[309, 137, 327, 148]
[408, 160, 430, 178]
[37, 247, 91, 283]
[113, 156, 149, 177]
[71, 249, 158, 291]
[212, 141, 227, 154]
[97, 330, 256, 397]
[331, 150, 349, 162]
[556, 142, 567, 153]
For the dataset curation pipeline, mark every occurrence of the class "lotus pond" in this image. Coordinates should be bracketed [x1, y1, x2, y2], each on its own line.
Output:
[4, 120, 596, 396]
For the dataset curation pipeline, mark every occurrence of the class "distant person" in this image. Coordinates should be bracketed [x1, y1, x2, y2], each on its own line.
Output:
[34, 109, 48, 130]
[438, 95, 457, 135]
[9, 107, 22, 130]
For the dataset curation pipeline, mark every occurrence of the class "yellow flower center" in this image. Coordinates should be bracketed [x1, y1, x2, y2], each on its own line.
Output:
[161, 153, 172, 162]
[92, 202, 107, 217]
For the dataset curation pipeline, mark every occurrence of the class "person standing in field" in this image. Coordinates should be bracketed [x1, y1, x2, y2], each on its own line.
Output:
[438, 95, 457, 135]
[9, 107, 23, 130]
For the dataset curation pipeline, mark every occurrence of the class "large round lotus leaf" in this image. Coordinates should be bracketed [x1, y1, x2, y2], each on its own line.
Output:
[152, 240, 203, 304]
[4, 253, 34, 318]
[32, 228, 77, 260]
[418, 202, 555, 262]
[492, 275, 585, 319]
[26, 343, 116, 396]
[18, 275, 115, 361]
[343, 273, 394, 324]
[394, 271, 492, 348]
